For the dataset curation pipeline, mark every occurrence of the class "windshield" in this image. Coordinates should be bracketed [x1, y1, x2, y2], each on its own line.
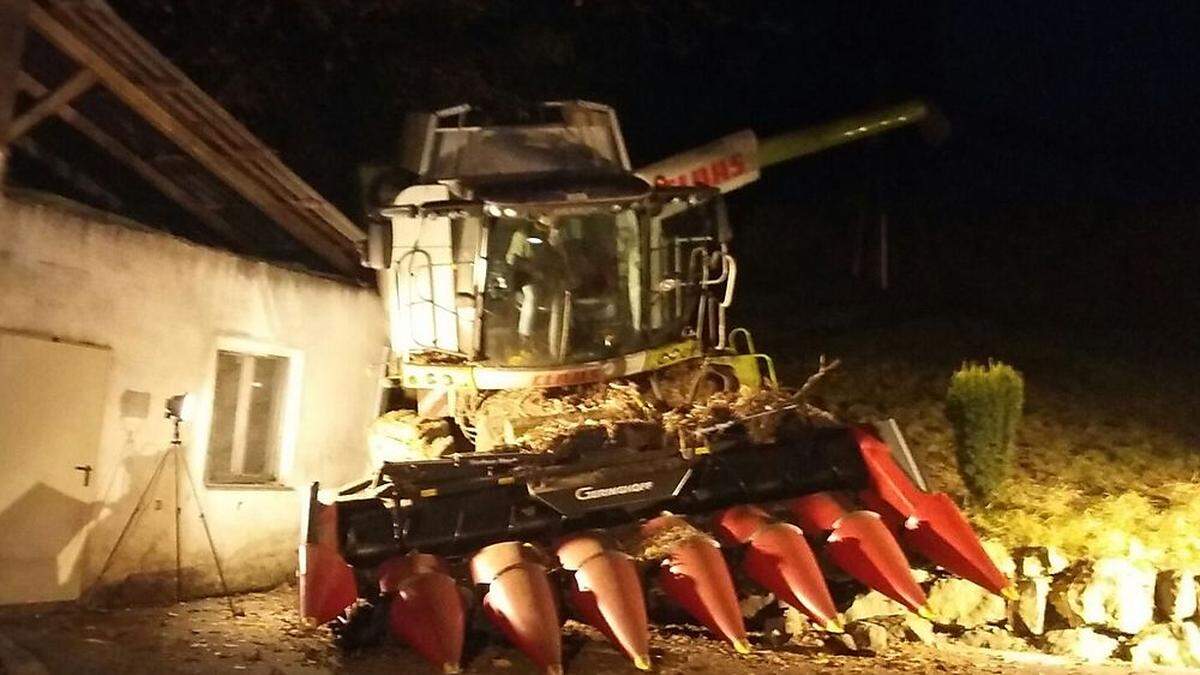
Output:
[483, 210, 647, 366]
[480, 201, 719, 367]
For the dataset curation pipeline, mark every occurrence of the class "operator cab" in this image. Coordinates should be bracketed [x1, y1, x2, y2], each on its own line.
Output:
[364, 102, 735, 387]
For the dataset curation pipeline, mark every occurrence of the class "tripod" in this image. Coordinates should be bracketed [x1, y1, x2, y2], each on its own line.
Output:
[91, 417, 239, 617]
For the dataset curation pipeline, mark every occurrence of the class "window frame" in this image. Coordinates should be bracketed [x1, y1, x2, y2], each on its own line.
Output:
[200, 337, 303, 489]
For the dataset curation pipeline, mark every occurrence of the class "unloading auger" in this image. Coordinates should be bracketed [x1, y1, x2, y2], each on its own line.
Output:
[298, 101, 1006, 674]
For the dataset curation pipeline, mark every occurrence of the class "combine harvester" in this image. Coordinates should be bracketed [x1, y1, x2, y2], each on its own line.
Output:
[299, 101, 1008, 674]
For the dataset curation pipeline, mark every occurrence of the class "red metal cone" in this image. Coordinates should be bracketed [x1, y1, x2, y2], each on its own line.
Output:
[853, 427, 1014, 597]
[299, 493, 357, 625]
[557, 534, 651, 670]
[864, 489, 1014, 598]
[645, 516, 749, 653]
[389, 569, 466, 673]
[786, 491, 852, 533]
[472, 542, 562, 675]
[786, 494, 930, 616]
[826, 511, 929, 614]
[714, 506, 841, 631]
[378, 552, 445, 595]
[298, 543, 357, 625]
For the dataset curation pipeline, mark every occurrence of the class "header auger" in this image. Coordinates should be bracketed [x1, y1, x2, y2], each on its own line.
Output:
[299, 101, 1005, 674]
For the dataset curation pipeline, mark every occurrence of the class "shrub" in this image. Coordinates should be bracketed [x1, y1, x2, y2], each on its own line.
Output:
[945, 361, 1024, 499]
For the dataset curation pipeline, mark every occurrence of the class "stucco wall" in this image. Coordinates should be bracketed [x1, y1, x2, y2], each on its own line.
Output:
[0, 195, 386, 602]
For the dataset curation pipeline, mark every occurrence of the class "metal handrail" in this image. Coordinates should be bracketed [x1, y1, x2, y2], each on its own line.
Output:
[396, 248, 438, 351]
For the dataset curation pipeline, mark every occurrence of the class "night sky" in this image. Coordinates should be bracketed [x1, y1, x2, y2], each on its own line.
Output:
[38, 2, 1200, 343]
[99, 2, 1200, 198]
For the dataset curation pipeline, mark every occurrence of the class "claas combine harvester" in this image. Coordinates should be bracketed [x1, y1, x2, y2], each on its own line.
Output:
[299, 101, 1012, 673]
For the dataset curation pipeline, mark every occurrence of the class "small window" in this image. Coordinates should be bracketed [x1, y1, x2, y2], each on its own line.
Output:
[206, 350, 290, 484]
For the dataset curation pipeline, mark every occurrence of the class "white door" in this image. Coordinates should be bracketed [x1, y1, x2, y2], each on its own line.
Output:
[0, 331, 111, 604]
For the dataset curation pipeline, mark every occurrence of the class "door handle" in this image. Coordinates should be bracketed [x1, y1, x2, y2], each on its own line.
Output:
[74, 464, 93, 487]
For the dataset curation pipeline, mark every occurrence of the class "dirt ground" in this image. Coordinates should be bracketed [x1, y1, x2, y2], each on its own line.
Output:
[0, 585, 1157, 675]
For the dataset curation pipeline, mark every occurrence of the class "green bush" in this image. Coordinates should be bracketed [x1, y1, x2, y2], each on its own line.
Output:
[945, 361, 1024, 499]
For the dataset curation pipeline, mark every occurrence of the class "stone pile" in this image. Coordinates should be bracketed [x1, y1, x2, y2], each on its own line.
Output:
[770, 539, 1200, 667]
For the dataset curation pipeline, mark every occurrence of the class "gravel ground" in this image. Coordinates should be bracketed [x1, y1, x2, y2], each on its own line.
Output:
[0, 585, 1163, 675]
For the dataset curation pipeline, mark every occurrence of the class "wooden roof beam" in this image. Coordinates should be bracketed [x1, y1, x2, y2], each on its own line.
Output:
[0, 0, 31, 187]
[27, 2, 362, 275]
[6, 67, 96, 142]
[17, 69, 258, 251]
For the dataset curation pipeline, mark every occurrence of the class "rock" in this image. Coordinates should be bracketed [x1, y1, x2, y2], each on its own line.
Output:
[760, 615, 791, 648]
[1123, 622, 1200, 667]
[909, 567, 934, 584]
[905, 615, 937, 644]
[873, 615, 936, 645]
[1049, 558, 1155, 635]
[980, 539, 1017, 579]
[1044, 548, 1071, 575]
[1009, 576, 1050, 636]
[1040, 627, 1119, 662]
[824, 632, 859, 655]
[1015, 546, 1070, 578]
[739, 592, 776, 620]
[958, 625, 1028, 651]
[925, 578, 1007, 628]
[1155, 571, 1197, 622]
[841, 590, 908, 623]
[783, 606, 810, 638]
[846, 621, 890, 654]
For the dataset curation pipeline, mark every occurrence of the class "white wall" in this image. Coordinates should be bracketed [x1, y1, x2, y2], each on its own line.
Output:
[0, 195, 386, 601]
